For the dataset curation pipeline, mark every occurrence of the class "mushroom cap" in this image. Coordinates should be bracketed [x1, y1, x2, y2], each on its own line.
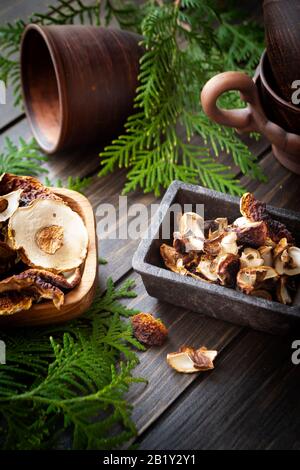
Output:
[237, 266, 279, 294]
[8, 198, 88, 272]
[240, 248, 264, 268]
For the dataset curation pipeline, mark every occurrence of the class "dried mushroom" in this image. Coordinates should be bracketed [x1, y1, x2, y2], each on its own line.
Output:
[0, 270, 65, 309]
[276, 276, 292, 305]
[233, 220, 268, 247]
[258, 246, 273, 266]
[167, 345, 217, 373]
[0, 293, 33, 316]
[0, 189, 22, 222]
[160, 193, 299, 306]
[131, 312, 168, 346]
[275, 245, 300, 276]
[8, 198, 88, 272]
[240, 248, 264, 268]
[240, 192, 293, 243]
[173, 212, 204, 252]
[237, 266, 279, 295]
[0, 173, 61, 206]
[217, 253, 240, 287]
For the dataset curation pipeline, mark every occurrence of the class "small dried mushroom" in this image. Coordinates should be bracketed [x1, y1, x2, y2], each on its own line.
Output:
[167, 345, 217, 373]
[173, 212, 204, 252]
[160, 193, 299, 305]
[131, 312, 168, 346]
[8, 198, 88, 272]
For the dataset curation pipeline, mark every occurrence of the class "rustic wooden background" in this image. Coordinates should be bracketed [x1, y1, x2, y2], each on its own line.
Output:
[1, 0, 300, 450]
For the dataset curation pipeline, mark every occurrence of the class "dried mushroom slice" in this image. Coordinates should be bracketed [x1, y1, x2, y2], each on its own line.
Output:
[237, 266, 279, 295]
[0, 293, 33, 316]
[167, 346, 217, 373]
[233, 220, 268, 247]
[240, 248, 264, 269]
[276, 276, 292, 305]
[15, 268, 81, 291]
[239, 192, 293, 243]
[275, 245, 300, 276]
[250, 289, 273, 301]
[0, 173, 62, 206]
[131, 312, 168, 346]
[196, 254, 218, 282]
[0, 270, 64, 309]
[173, 212, 204, 252]
[217, 253, 240, 287]
[8, 199, 88, 272]
[258, 246, 273, 266]
[0, 189, 22, 222]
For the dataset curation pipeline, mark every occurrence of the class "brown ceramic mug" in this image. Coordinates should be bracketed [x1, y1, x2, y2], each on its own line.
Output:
[201, 50, 300, 174]
[21, 24, 143, 154]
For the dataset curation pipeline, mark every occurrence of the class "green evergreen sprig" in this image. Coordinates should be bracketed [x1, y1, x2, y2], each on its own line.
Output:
[99, 0, 266, 196]
[0, 137, 48, 176]
[0, 278, 145, 450]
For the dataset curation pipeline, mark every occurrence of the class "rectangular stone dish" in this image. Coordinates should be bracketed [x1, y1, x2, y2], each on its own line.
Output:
[132, 181, 300, 334]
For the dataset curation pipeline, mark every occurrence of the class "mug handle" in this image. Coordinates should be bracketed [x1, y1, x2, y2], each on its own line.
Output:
[201, 71, 260, 133]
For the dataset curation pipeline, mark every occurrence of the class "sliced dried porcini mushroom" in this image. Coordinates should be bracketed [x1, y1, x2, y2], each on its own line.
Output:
[276, 276, 292, 305]
[217, 253, 240, 287]
[18, 268, 81, 291]
[233, 220, 268, 248]
[167, 346, 217, 373]
[220, 231, 238, 255]
[237, 266, 279, 294]
[0, 293, 33, 316]
[131, 312, 168, 346]
[0, 173, 62, 206]
[275, 245, 300, 276]
[240, 192, 293, 243]
[173, 212, 204, 252]
[8, 199, 88, 272]
[240, 248, 264, 269]
[160, 244, 184, 272]
[258, 246, 273, 267]
[0, 189, 22, 222]
[0, 270, 64, 309]
[196, 255, 218, 282]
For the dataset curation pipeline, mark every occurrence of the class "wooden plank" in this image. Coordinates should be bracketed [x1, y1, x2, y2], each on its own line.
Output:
[137, 329, 300, 450]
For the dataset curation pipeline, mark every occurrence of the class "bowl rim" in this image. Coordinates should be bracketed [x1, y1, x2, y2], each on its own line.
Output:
[260, 49, 300, 113]
[132, 180, 300, 320]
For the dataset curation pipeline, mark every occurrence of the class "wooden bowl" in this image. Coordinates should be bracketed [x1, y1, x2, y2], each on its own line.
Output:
[263, 0, 300, 103]
[20, 24, 143, 154]
[0, 187, 98, 327]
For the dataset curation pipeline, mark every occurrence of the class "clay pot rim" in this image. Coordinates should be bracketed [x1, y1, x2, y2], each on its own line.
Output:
[260, 49, 300, 114]
[20, 24, 67, 154]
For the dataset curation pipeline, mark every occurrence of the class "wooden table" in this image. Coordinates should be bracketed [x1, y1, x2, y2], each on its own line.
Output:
[1, 0, 300, 451]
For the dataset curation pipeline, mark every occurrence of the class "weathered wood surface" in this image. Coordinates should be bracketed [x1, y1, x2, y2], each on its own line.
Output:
[1, 0, 300, 451]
